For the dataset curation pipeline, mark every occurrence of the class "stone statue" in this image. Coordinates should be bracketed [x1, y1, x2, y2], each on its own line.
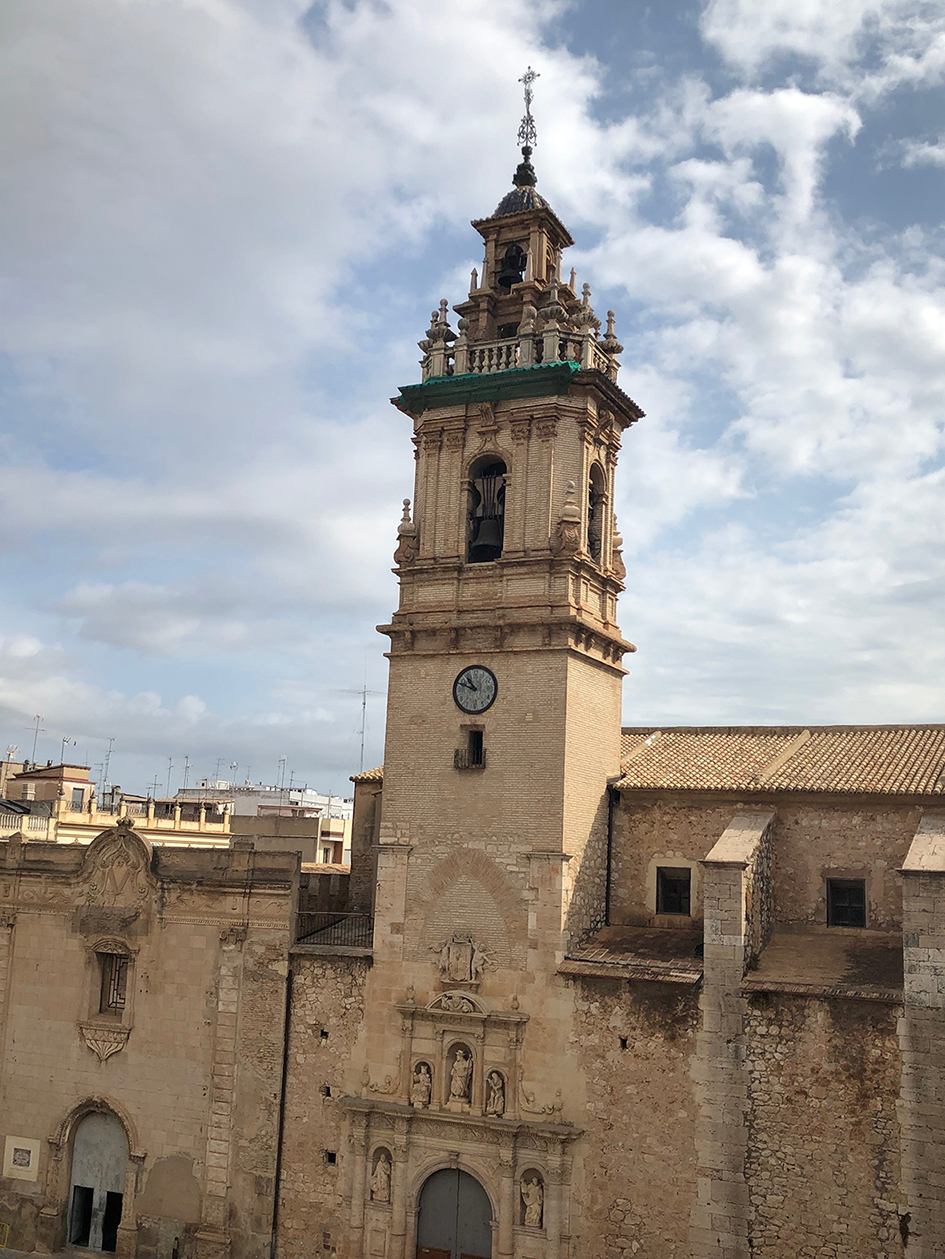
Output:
[411, 1064, 432, 1109]
[485, 1071, 505, 1117]
[371, 1152, 391, 1203]
[521, 1175, 543, 1228]
[449, 1049, 472, 1101]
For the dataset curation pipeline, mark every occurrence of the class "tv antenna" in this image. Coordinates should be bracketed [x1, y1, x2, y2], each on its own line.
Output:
[24, 715, 44, 761]
[335, 681, 384, 773]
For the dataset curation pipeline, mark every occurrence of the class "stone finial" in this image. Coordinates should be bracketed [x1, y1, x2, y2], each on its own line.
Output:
[470, 267, 478, 293]
[551, 481, 582, 557]
[569, 267, 577, 291]
[561, 480, 581, 521]
[572, 281, 601, 331]
[539, 275, 566, 325]
[394, 499, 419, 566]
[518, 301, 538, 336]
[601, 310, 624, 355]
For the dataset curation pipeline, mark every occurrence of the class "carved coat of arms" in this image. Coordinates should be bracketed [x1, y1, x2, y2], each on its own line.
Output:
[432, 933, 491, 984]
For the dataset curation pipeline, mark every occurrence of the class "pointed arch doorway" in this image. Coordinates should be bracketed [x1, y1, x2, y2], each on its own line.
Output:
[416, 1168, 492, 1259]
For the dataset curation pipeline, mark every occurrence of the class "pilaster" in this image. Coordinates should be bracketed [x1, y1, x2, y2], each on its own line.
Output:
[898, 813, 945, 1257]
[690, 812, 774, 1259]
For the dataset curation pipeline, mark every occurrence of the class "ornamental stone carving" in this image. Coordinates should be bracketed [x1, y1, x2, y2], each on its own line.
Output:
[370, 1151, 391, 1203]
[432, 933, 491, 985]
[79, 1021, 130, 1063]
[521, 1175, 544, 1228]
[394, 499, 419, 566]
[485, 1071, 506, 1117]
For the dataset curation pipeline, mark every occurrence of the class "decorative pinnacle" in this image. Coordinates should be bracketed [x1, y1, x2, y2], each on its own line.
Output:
[517, 67, 539, 151]
[513, 67, 540, 188]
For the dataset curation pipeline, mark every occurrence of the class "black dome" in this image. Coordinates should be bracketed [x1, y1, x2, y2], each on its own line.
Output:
[493, 185, 550, 217]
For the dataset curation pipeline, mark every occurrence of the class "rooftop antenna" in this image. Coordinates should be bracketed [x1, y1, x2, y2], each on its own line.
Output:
[25, 715, 44, 762]
[214, 758, 224, 780]
[182, 755, 191, 789]
[165, 757, 174, 797]
[335, 670, 384, 773]
[278, 756, 287, 793]
[515, 66, 540, 187]
[60, 736, 76, 765]
[102, 736, 115, 793]
[6, 744, 19, 761]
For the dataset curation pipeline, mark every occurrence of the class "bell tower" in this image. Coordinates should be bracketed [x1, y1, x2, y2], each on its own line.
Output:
[376, 87, 642, 928]
[344, 76, 644, 1259]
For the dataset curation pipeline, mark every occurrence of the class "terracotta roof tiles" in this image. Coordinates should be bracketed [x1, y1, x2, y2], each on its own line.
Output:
[615, 725, 945, 796]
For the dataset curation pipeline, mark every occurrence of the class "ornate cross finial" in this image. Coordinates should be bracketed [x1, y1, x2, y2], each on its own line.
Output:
[517, 67, 540, 152]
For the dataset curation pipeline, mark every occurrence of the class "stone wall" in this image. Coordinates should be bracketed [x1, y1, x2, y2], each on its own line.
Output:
[612, 794, 921, 931]
[745, 994, 902, 1257]
[0, 828, 295, 1259]
[569, 976, 699, 1259]
[276, 954, 370, 1259]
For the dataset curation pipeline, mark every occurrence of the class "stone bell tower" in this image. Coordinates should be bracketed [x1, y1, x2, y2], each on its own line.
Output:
[341, 76, 644, 1259]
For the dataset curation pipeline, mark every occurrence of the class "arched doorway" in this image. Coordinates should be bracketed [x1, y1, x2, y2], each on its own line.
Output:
[417, 1168, 492, 1259]
[68, 1112, 127, 1252]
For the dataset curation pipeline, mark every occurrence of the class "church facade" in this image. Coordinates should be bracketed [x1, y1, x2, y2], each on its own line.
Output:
[2, 145, 945, 1259]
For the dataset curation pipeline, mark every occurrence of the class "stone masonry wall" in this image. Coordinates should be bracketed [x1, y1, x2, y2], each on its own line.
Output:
[570, 977, 700, 1259]
[745, 994, 902, 1258]
[277, 954, 370, 1259]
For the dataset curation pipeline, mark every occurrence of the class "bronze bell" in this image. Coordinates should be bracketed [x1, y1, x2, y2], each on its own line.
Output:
[469, 516, 503, 562]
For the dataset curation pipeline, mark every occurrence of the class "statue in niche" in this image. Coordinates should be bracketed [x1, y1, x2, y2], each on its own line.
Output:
[371, 1152, 391, 1203]
[411, 1064, 432, 1109]
[434, 933, 492, 984]
[449, 1048, 472, 1102]
[485, 1071, 505, 1117]
[521, 1176, 543, 1228]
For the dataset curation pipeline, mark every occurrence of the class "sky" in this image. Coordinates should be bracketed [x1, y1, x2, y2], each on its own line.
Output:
[1, 0, 944, 798]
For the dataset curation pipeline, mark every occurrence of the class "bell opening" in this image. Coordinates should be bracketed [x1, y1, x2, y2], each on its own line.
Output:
[467, 459, 507, 564]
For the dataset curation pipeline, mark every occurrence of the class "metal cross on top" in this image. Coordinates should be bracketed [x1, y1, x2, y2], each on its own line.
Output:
[517, 66, 539, 151]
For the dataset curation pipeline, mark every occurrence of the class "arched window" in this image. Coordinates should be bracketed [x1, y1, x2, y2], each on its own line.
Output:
[588, 464, 606, 564]
[497, 243, 527, 291]
[467, 457, 506, 563]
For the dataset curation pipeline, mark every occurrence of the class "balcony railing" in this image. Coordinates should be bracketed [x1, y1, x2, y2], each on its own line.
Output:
[422, 328, 619, 383]
[453, 748, 487, 771]
[294, 911, 374, 949]
[0, 814, 49, 837]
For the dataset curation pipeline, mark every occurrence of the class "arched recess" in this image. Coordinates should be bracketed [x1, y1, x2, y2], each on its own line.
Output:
[44, 1098, 144, 1257]
[466, 454, 507, 564]
[68, 1111, 127, 1252]
[587, 461, 607, 565]
[416, 1166, 494, 1259]
[415, 848, 526, 970]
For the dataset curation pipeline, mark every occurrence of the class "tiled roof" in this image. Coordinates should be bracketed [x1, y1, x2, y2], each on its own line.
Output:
[350, 765, 384, 784]
[351, 725, 945, 796]
[616, 725, 945, 796]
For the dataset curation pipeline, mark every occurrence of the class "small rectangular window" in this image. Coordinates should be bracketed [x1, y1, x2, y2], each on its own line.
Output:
[656, 867, 691, 916]
[71, 788, 84, 810]
[827, 878, 866, 928]
[99, 953, 129, 1013]
[467, 729, 484, 767]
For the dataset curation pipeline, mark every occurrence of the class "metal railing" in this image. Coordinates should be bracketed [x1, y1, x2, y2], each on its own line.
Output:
[453, 748, 487, 771]
[294, 912, 373, 949]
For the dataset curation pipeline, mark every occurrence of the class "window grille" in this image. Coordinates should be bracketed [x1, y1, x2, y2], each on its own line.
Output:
[656, 867, 691, 916]
[827, 878, 866, 928]
[99, 953, 129, 1013]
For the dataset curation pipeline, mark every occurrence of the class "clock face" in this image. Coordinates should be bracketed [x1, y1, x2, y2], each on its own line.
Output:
[452, 665, 498, 714]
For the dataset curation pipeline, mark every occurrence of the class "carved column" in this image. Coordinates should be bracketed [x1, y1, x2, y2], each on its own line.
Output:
[195, 926, 245, 1259]
[346, 1113, 370, 1258]
[389, 1116, 409, 1259]
[115, 1150, 146, 1259]
[544, 1146, 563, 1259]
[497, 1145, 515, 1258]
